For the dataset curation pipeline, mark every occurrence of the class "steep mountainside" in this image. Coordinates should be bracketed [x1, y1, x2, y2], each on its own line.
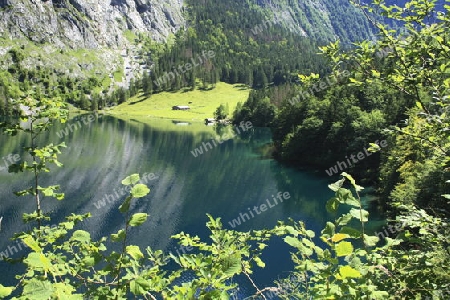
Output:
[0, 0, 380, 52]
[0, 0, 185, 49]
[247, 0, 376, 44]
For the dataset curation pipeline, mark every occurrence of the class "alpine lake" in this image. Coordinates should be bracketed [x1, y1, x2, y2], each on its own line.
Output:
[0, 114, 385, 298]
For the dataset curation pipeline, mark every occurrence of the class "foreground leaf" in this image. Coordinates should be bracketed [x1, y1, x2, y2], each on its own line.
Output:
[0, 285, 13, 298]
[131, 184, 150, 198]
[335, 241, 354, 257]
[129, 213, 148, 227]
[339, 265, 361, 278]
[121, 174, 140, 186]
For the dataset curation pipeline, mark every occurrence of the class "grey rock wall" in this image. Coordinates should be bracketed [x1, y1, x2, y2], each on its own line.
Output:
[0, 0, 185, 49]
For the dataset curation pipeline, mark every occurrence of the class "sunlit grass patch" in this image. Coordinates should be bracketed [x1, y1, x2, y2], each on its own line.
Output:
[108, 82, 250, 121]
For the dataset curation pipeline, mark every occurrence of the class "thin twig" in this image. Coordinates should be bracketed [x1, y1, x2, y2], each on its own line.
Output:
[242, 264, 267, 300]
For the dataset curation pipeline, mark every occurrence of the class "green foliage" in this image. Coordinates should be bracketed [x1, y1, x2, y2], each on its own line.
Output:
[214, 103, 229, 120]
[1, 96, 68, 228]
[271, 174, 388, 298]
[321, 0, 450, 212]
[233, 89, 276, 127]
[0, 59, 109, 116]
[272, 0, 450, 197]
[2, 164, 449, 299]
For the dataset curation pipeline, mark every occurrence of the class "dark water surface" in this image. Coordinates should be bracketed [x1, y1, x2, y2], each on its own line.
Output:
[0, 115, 383, 298]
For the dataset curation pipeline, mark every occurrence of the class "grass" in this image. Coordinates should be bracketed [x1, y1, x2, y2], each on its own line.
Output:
[108, 82, 250, 122]
[113, 70, 123, 82]
[123, 30, 137, 43]
[101, 76, 111, 89]
[0, 38, 120, 81]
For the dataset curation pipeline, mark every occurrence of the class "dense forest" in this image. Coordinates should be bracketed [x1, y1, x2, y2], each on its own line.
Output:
[232, 0, 450, 217]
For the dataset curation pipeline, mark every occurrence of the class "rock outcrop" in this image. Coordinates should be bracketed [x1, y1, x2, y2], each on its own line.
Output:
[0, 0, 185, 49]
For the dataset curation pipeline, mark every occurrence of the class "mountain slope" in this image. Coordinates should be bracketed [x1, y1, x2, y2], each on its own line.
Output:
[0, 0, 380, 52]
[248, 0, 376, 44]
[0, 0, 185, 49]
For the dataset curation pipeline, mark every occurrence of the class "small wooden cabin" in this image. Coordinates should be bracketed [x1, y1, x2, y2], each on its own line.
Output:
[172, 105, 190, 110]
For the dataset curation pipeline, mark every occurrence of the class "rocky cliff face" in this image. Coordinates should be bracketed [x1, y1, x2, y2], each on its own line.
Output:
[0, 0, 185, 49]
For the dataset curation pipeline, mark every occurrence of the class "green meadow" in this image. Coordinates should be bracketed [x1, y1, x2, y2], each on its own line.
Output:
[108, 82, 250, 122]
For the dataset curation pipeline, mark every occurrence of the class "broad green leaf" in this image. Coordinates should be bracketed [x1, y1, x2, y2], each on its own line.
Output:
[343, 196, 360, 207]
[41, 187, 54, 197]
[326, 197, 340, 213]
[322, 222, 336, 238]
[25, 253, 51, 271]
[339, 265, 361, 278]
[305, 230, 315, 238]
[220, 290, 230, 300]
[328, 178, 345, 192]
[52, 282, 82, 299]
[126, 245, 144, 260]
[350, 208, 369, 222]
[364, 234, 380, 247]
[337, 213, 353, 226]
[22, 236, 42, 252]
[416, 101, 423, 110]
[258, 243, 267, 250]
[131, 184, 150, 198]
[331, 233, 349, 242]
[335, 241, 354, 257]
[341, 172, 364, 191]
[301, 240, 315, 256]
[0, 285, 13, 298]
[111, 229, 126, 242]
[372, 291, 389, 297]
[82, 256, 96, 267]
[283, 225, 299, 235]
[284, 236, 302, 248]
[71, 230, 91, 243]
[121, 174, 140, 186]
[129, 213, 148, 227]
[130, 277, 152, 295]
[254, 257, 265, 268]
[23, 279, 53, 299]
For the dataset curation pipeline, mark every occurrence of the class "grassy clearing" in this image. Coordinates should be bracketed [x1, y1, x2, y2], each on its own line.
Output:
[108, 82, 250, 121]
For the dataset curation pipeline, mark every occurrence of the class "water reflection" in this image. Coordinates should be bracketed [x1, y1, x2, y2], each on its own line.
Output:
[0, 115, 381, 296]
